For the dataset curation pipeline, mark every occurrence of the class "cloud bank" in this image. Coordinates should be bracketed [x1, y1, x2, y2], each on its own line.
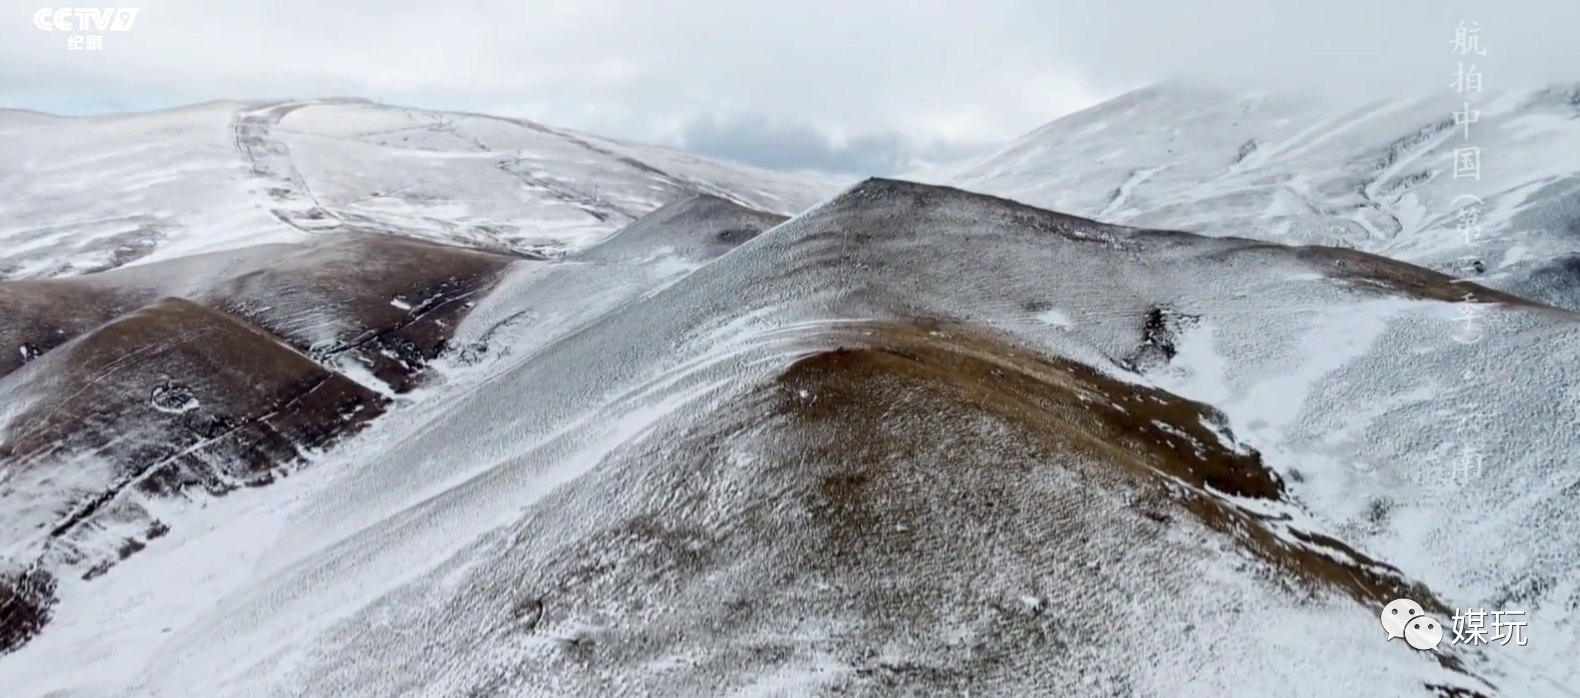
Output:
[2, 0, 1574, 173]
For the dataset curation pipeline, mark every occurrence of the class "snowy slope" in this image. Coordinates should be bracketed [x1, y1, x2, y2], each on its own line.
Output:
[0, 183, 797, 652]
[0, 232, 535, 659]
[0, 98, 844, 279]
[3, 176, 1573, 697]
[929, 81, 1580, 310]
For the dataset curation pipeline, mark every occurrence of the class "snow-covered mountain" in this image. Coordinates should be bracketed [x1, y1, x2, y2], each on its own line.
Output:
[927, 81, 1580, 310]
[0, 98, 842, 279]
[2, 92, 1577, 698]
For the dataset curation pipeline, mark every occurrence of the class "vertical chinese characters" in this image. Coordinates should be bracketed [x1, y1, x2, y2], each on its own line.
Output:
[1442, 21, 1489, 494]
[1449, 20, 1485, 182]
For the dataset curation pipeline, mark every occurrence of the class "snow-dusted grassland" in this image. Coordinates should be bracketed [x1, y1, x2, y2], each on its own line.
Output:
[1, 86, 1577, 697]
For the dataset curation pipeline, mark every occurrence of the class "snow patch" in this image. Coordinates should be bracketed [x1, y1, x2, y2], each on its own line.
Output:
[1035, 308, 1074, 329]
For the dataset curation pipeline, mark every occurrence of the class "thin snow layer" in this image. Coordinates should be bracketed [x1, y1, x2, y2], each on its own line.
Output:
[6, 179, 1572, 697]
[1147, 301, 1580, 693]
[0, 450, 341, 698]
[0, 295, 389, 586]
[572, 194, 788, 265]
[0, 234, 514, 388]
[0, 104, 297, 279]
[0, 231, 528, 657]
[0, 99, 844, 281]
[929, 81, 1580, 310]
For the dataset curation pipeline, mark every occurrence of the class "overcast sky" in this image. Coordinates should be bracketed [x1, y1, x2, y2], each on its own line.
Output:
[3, 0, 1577, 175]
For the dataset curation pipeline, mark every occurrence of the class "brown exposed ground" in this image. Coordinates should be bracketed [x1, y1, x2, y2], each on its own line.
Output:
[0, 235, 518, 656]
[773, 318, 1445, 614]
[0, 296, 388, 494]
[441, 317, 1472, 696]
[0, 235, 520, 392]
[200, 235, 519, 393]
[0, 279, 157, 381]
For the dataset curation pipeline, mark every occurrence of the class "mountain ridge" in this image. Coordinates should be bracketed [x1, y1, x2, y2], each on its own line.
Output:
[926, 81, 1580, 312]
[0, 98, 846, 280]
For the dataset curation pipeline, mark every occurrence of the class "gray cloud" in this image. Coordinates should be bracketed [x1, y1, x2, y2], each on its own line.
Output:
[1037, 0, 1578, 98]
[679, 113, 992, 175]
[2, 0, 1577, 173]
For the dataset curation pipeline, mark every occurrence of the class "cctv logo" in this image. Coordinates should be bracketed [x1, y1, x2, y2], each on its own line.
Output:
[33, 7, 139, 31]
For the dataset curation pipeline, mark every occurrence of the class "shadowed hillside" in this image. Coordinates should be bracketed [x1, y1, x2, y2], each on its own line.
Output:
[0, 297, 386, 488]
[0, 278, 160, 381]
[199, 235, 518, 392]
[0, 235, 522, 655]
